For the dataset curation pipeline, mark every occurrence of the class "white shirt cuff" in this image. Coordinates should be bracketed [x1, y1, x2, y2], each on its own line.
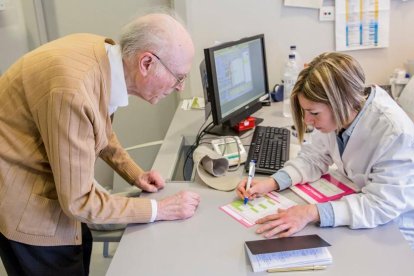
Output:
[331, 200, 351, 226]
[150, 199, 157, 222]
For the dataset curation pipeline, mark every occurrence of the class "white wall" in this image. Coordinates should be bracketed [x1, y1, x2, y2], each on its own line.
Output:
[42, 0, 159, 41]
[0, 0, 29, 74]
[175, 0, 414, 98]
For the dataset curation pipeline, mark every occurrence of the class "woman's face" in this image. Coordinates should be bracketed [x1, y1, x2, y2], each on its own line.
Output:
[298, 93, 337, 133]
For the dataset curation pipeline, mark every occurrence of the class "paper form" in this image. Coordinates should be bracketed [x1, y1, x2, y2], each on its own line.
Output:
[336, 0, 390, 51]
[220, 191, 296, 227]
[289, 171, 358, 204]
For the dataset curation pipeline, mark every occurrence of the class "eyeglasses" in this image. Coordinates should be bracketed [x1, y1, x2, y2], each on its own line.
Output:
[151, 52, 187, 87]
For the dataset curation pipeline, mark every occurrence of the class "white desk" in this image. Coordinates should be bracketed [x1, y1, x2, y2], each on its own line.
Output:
[107, 181, 414, 276]
[107, 102, 414, 275]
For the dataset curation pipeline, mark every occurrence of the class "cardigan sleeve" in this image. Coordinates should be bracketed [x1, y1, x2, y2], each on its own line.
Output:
[35, 90, 153, 224]
[99, 132, 144, 185]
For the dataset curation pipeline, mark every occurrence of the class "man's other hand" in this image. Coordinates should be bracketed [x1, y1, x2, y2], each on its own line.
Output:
[156, 191, 201, 220]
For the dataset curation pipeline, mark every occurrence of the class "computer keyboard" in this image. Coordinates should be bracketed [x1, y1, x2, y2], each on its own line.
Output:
[245, 126, 290, 175]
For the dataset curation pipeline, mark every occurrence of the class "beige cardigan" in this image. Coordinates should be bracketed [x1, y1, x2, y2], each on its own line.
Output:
[0, 34, 153, 246]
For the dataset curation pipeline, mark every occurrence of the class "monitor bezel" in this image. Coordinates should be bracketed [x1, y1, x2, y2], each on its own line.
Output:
[204, 34, 269, 129]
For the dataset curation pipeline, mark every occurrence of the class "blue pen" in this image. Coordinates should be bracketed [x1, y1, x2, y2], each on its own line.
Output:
[244, 161, 256, 205]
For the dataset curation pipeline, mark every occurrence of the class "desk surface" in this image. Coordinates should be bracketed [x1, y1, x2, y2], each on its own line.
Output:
[108, 102, 414, 275]
[107, 181, 414, 276]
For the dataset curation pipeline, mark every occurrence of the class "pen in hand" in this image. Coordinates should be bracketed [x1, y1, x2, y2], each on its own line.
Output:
[244, 161, 256, 205]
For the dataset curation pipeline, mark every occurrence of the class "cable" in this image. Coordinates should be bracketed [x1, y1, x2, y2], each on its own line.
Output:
[182, 111, 212, 180]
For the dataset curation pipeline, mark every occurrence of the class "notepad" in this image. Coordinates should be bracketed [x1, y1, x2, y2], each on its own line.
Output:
[290, 170, 359, 204]
[245, 235, 332, 272]
[220, 191, 297, 227]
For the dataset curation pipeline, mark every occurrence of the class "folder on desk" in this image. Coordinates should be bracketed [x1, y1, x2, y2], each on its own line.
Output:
[290, 170, 359, 204]
[245, 235, 332, 272]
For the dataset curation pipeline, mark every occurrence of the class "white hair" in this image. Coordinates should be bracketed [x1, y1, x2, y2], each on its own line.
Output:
[119, 9, 186, 62]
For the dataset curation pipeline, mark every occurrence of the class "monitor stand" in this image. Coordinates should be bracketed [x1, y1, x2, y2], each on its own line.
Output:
[205, 117, 264, 136]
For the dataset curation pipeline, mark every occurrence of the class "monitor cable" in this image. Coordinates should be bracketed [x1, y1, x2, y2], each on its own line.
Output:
[182, 111, 213, 180]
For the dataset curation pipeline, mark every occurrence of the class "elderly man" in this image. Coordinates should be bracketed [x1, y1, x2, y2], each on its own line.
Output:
[0, 13, 200, 275]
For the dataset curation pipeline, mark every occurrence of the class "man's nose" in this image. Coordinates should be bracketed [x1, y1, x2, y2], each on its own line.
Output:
[175, 81, 185, 92]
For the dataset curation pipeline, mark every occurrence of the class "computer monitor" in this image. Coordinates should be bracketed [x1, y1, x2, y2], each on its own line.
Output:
[201, 34, 269, 136]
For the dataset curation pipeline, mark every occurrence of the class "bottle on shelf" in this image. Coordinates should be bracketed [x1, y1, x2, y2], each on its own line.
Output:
[282, 54, 300, 117]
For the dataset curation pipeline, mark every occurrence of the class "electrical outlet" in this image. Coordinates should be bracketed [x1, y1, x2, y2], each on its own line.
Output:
[319, 6, 335, 21]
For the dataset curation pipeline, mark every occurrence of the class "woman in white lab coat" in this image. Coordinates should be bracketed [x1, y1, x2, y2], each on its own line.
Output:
[237, 52, 414, 249]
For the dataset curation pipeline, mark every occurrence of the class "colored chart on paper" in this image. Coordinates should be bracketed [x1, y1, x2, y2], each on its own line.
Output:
[335, 0, 390, 51]
[220, 191, 297, 227]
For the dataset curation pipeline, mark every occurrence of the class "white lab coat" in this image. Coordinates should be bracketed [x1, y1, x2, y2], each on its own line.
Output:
[283, 86, 414, 248]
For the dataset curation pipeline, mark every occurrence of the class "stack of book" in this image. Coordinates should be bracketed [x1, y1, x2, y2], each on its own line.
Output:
[245, 234, 332, 273]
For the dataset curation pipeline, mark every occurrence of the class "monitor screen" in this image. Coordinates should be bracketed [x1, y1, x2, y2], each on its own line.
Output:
[203, 34, 269, 135]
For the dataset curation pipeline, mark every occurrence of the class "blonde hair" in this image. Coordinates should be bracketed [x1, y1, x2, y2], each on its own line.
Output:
[291, 52, 366, 142]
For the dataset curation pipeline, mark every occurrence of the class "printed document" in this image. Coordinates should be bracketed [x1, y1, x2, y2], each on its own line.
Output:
[336, 0, 390, 51]
[220, 192, 296, 227]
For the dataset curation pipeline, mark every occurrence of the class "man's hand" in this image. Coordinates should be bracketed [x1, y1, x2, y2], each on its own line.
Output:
[156, 191, 201, 221]
[134, 171, 165, 192]
[255, 204, 320, 238]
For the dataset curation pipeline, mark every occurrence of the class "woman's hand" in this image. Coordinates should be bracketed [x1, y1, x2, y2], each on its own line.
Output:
[255, 204, 320, 238]
[236, 177, 279, 201]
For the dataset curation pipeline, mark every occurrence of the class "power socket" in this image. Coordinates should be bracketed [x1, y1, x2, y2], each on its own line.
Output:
[319, 6, 335, 21]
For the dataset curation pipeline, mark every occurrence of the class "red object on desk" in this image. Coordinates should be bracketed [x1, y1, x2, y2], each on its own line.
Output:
[234, 116, 256, 132]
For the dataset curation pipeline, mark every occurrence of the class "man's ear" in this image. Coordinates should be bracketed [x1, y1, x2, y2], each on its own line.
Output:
[138, 52, 155, 77]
